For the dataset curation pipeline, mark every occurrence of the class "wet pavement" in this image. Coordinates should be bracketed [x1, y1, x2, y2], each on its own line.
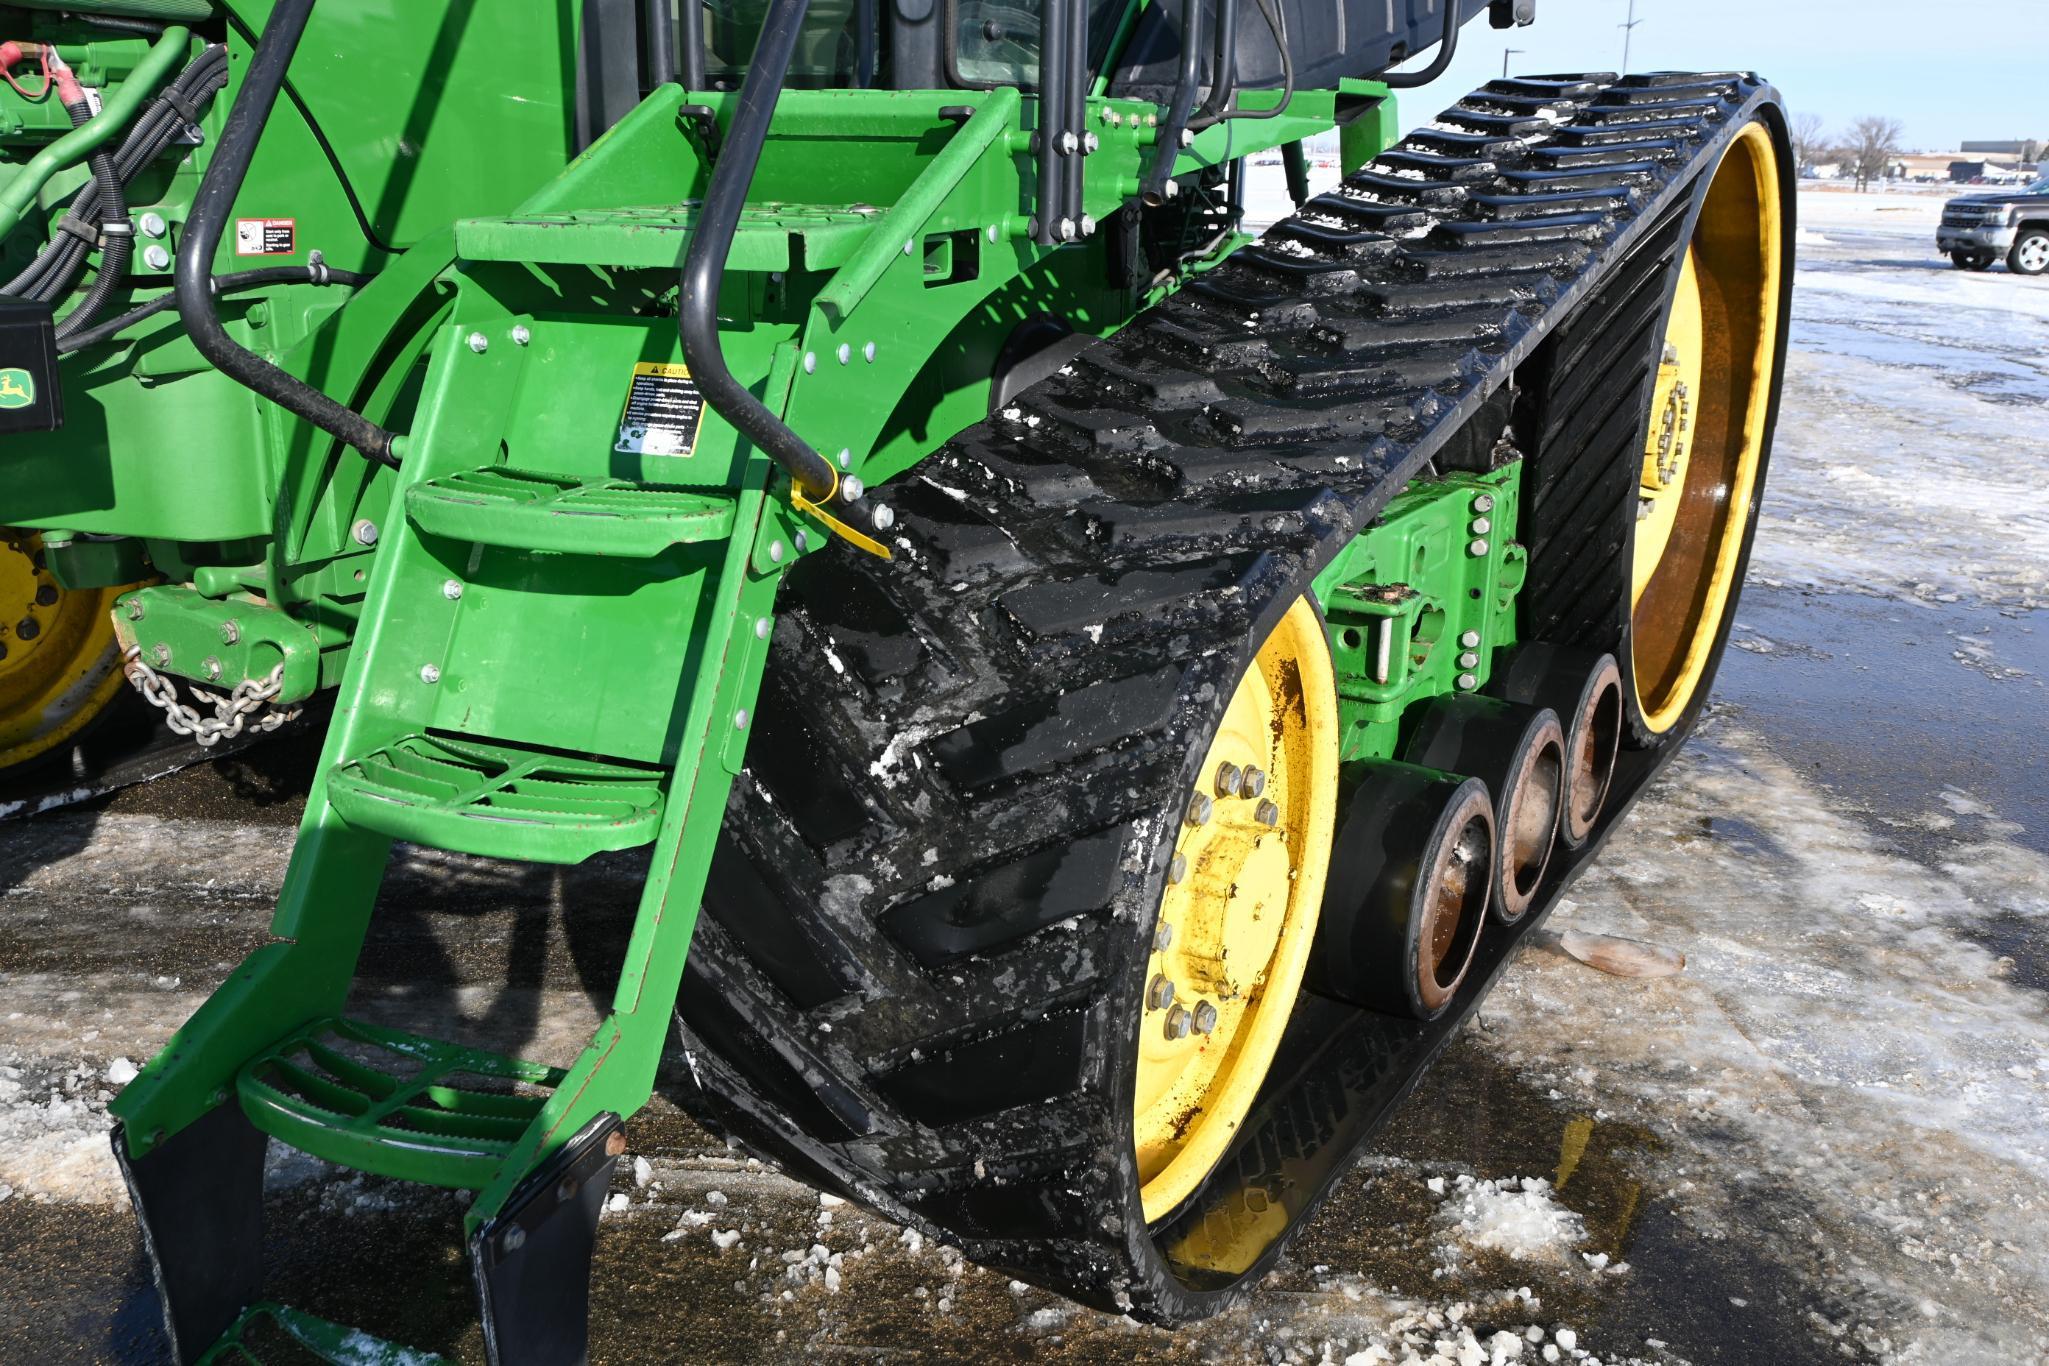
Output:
[2, 187, 2047, 1365]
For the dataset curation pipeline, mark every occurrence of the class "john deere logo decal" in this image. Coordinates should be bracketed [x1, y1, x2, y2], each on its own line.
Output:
[0, 369, 33, 410]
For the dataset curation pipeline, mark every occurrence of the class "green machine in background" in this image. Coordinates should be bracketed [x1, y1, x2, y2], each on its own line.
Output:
[0, 0, 1795, 1359]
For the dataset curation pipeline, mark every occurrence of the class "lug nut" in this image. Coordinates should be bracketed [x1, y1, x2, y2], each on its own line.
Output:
[1163, 1004, 1192, 1040]
[1186, 792, 1213, 826]
[1192, 1000, 1218, 1034]
[1241, 766, 1267, 798]
[1214, 761, 1243, 797]
[1154, 920, 1175, 952]
[1167, 851, 1188, 885]
[1255, 798, 1280, 827]
[1147, 974, 1176, 1010]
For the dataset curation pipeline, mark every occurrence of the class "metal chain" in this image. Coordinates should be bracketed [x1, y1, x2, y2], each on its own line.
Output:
[121, 646, 302, 747]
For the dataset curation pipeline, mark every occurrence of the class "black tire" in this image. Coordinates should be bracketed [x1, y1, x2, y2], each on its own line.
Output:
[675, 74, 1790, 1324]
[1952, 250, 1994, 272]
[2009, 227, 2049, 276]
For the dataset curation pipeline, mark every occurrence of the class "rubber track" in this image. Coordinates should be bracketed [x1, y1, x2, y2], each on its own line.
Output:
[678, 73, 1785, 1322]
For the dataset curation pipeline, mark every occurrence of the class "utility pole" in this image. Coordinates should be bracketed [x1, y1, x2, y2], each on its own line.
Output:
[1620, 0, 1643, 73]
[1502, 48, 1524, 78]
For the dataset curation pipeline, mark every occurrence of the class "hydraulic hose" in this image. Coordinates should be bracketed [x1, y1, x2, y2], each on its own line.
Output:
[53, 73, 134, 343]
[0, 24, 189, 243]
[1382, 0, 1462, 89]
[678, 0, 841, 504]
[175, 0, 397, 468]
[1139, 0, 1203, 206]
[60, 263, 370, 354]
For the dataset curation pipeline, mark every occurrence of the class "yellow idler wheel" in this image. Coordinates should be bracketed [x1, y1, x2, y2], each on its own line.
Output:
[1133, 597, 1339, 1225]
[0, 531, 133, 773]
[1628, 120, 1785, 734]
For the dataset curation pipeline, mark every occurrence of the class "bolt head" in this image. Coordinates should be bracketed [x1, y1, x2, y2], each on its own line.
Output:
[871, 505, 896, 531]
[352, 519, 379, 546]
[1468, 539, 1490, 558]
[152, 643, 171, 666]
[420, 663, 441, 684]
[125, 599, 144, 621]
[986, 223, 1000, 242]
[1059, 131, 1078, 154]
[756, 617, 771, 640]
[1145, 113, 1158, 127]
[1214, 761, 1243, 797]
[219, 620, 240, 644]
[837, 448, 852, 469]
[1255, 798, 1280, 828]
[1167, 851, 1187, 885]
[1192, 1000, 1219, 1034]
[769, 540, 786, 564]
[1163, 1004, 1192, 1040]
[502, 1226, 527, 1254]
[1147, 974, 1176, 1010]
[1154, 919, 1176, 951]
[837, 343, 852, 365]
[1186, 792, 1213, 827]
[1241, 766, 1268, 798]
[1473, 494, 1495, 513]
[1470, 516, 1492, 536]
[1058, 217, 1076, 241]
[1083, 132, 1100, 153]
[1458, 651, 1480, 670]
[143, 244, 172, 272]
[1459, 630, 1481, 648]
[467, 332, 489, 354]
[511, 324, 532, 347]
[734, 709, 750, 729]
[794, 528, 811, 553]
[139, 211, 167, 239]
[841, 476, 866, 502]
[1163, 179, 1179, 199]
[1179, 127, 1194, 147]
[202, 656, 222, 681]
[1456, 672, 1478, 691]
[864, 341, 877, 363]
[1079, 214, 1097, 236]
[803, 351, 817, 374]
[443, 579, 464, 600]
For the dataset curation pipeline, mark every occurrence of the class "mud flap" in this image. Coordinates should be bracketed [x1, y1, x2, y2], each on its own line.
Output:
[111, 1104, 269, 1365]
[469, 1112, 623, 1366]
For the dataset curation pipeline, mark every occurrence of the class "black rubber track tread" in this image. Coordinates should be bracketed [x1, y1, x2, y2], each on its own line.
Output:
[677, 74, 1787, 1323]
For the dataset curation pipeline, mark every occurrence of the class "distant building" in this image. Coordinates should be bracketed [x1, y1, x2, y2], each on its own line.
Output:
[1961, 139, 2043, 162]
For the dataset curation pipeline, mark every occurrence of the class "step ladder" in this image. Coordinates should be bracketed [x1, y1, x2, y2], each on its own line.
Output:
[108, 317, 796, 1365]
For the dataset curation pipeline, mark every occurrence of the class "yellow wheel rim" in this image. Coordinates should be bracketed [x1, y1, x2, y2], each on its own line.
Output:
[0, 531, 131, 772]
[1134, 597, 1339, 1224]
[1629, 119, 1784, 734]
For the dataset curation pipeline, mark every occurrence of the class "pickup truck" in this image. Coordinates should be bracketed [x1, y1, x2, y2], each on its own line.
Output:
[1938, 177, 2049, 274]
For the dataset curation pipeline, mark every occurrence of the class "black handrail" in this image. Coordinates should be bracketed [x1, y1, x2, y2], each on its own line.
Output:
[678, 0, 841, 503]
[1383, 0, 1463, 89]
[175, 0, 398, 467]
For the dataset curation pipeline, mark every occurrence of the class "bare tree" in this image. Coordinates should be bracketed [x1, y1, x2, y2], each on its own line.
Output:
[1788, 111, 1829, 176]
[1842, 115, 1905, 191]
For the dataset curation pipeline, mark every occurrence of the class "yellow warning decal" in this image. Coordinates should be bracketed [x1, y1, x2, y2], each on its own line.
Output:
[615, 361, 706, 457]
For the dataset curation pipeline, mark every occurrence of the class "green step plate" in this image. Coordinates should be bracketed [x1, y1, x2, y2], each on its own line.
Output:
[328, 732, 666, 863]
[405, 467, 737, 557]
[199, 1300, 453, 1365]
[237, 1016, 565, 1191]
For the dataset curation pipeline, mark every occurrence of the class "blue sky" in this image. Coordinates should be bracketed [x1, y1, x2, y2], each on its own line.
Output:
[1388, 1, 2044, 152]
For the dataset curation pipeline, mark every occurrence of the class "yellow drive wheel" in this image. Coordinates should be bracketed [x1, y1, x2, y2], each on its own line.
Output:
[1628, 119, 1785, 735]
[1133, 597, 1340, 1224]
[0, 531, 133, 774]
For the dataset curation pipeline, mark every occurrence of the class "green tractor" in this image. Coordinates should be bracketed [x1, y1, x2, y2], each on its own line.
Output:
[0, 0, 1793, 1358]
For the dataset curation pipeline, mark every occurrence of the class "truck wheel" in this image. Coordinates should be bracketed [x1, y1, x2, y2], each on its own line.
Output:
[1951, 250, 1993, 272]
[2010, 229, 2049, 276]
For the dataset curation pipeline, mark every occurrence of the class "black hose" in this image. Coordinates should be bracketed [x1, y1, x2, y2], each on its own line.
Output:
[1140, 0, 1203, 206]
[176, 0, 398, 468]
[644, 0, 679, 87]
[678, 0, 707, 88]
[4, 45, 228, 304]
[56, 98, 134, 344]
[678, 0, 839, 503]
[59, 264, 372, 355]
[1211, 0, 1291, 124]
[1382, 0, 1462, 89]
[1191, 0, 1238, 125]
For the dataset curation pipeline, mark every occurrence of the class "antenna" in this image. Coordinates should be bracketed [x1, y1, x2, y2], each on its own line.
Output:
[1620, 0, 1643, 73]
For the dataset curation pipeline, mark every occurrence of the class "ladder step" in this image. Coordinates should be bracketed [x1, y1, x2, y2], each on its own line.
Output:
[406, 467, 736, 557]
[237, 1016, 564, 1190]
[329, 732, 665, 862]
